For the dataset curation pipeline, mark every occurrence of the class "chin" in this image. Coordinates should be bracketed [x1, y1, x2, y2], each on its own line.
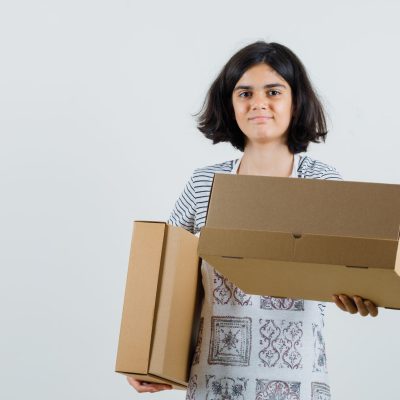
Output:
[250, 132, 281, 141]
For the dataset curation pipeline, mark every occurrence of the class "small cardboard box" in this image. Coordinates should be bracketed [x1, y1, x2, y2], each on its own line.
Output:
[198, 174, 400, 309]
[115, 221, 202, 389]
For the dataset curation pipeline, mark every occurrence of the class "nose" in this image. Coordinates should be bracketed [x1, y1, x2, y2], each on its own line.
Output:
[250, 92, 268, 110]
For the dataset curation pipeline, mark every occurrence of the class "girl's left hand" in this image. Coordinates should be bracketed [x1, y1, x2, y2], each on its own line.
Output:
[332, 294, 378, 317]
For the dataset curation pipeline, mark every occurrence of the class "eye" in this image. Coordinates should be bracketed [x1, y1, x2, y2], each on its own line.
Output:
[238, 91, 251, 98]
[268, 89, 281, 96]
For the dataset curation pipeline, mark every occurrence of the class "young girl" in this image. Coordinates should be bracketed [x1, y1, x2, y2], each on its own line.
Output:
[128, 41, 378, 399]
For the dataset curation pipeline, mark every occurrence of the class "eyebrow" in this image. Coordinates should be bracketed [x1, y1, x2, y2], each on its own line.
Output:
[233, 83, 287, 91]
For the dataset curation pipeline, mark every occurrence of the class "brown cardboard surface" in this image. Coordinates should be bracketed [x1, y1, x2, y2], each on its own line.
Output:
[203, 256, 400, 307]
[205, 174, 400, 239]
[116, 221, 201, 389]
[149, 224, 202, 385]
[199, 174, 400, 309]
[199, 229, 397, 269]
[116, 222, 165, 375]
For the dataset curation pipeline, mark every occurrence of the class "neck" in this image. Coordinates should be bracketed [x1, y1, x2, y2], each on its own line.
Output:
[238, 142, 295, 177]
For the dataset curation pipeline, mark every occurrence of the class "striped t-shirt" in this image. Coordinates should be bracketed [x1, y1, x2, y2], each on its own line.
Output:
[167, 153, 342, 400]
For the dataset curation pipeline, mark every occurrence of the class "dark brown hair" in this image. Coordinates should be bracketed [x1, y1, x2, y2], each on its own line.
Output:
[195, 41, 328, 153]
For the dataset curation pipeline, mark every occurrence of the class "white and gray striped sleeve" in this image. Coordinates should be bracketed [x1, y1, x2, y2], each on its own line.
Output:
[167, 171, 198, 234]
[321, 167, 343, 181]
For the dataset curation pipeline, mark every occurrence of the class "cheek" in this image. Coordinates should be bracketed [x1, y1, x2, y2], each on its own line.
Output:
[276, 100, 293, 120]
[233, 102, 247, 118]
[232, 103, 243, 122]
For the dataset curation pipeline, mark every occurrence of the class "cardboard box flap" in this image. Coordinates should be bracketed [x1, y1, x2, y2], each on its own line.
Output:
[206, 174, 400, 240]
[199, 228, 398, 269]
[115, 222, 166, 374]
[200, 254, 400, 307]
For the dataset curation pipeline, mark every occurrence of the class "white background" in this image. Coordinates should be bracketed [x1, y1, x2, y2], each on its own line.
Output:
[1, 1, 400, 399]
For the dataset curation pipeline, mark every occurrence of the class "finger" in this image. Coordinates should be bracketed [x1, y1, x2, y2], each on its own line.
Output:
[332, 295, 346, 312]
[353, 296, 369, 316]
[339, 294, 358, 314]
[127, 377, 171, 393]
[141, 382, 172, 392]
[364, 299, 379, 317]
[133, 384, 161, 393]
[144, 382, 173, 390]
[126, 376, 140, 389]
[126, 377, 154, 393]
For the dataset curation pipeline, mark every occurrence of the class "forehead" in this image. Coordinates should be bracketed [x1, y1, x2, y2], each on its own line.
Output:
[235, 63, 287, 85]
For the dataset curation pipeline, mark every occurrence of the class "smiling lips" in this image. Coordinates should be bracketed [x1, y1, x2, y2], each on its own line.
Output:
[249, 116, 273, 121]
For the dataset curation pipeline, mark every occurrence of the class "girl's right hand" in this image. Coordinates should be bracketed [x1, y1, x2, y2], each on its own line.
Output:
[126, 376, 173, 393]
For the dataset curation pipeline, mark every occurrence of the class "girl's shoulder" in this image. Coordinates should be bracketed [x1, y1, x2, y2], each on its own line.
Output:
[189, 154, 343, 181]
[298, 154, 343, 180]
[191, 159, 236, 179]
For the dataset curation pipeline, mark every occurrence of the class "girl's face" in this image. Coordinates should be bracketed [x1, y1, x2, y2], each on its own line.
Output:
[231, 63, 293, 147]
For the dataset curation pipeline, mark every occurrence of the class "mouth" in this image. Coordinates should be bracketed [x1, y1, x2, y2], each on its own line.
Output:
[249, 116, 273, 121]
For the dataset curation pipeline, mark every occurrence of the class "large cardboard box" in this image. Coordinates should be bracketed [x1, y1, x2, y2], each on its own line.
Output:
[115, 221, 202, 389]
[198, 174, 400, 309]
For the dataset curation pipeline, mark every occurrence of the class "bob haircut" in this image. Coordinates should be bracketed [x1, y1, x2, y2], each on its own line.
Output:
[196, 41, 328, 153]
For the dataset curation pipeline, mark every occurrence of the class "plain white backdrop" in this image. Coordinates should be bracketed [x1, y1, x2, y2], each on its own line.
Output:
[1, 1, 400, 399]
